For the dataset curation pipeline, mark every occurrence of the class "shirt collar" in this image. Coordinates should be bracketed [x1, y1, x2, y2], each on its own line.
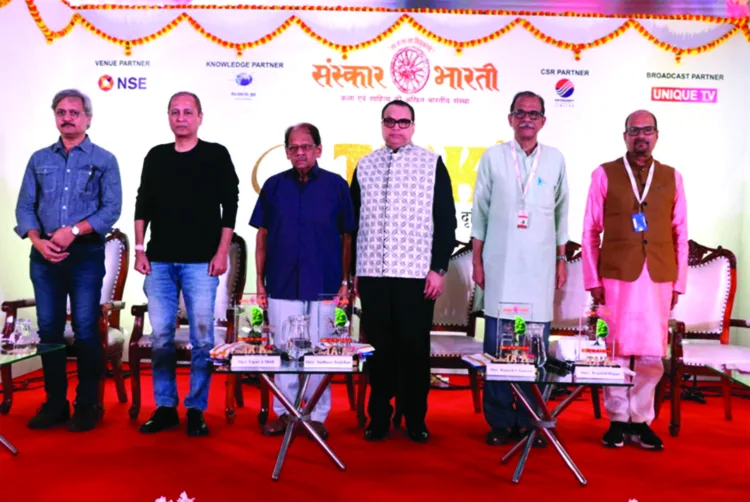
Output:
[386, 142, 414, 155]
[52, 135, 93, 154]
[625, 152, 654, 170]
[512, 139, 539, 158]
[291, 162, 321, 181]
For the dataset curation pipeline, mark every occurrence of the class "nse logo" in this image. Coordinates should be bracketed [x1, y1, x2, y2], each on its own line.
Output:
[98, 75, 147, 91]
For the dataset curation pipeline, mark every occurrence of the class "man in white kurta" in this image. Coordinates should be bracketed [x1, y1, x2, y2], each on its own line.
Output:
[472, 91, 569, 446]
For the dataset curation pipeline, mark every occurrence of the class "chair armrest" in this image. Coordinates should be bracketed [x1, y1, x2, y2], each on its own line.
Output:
[131, 304, 148, 317]
[669, 320, 685, 360]
[2, 298, 37, 314]
[130, 303, 148, 345]
[729, 319, 750, 329]
[101, 301, 126, 314]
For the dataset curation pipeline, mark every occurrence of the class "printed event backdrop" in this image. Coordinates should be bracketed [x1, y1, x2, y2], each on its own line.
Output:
[0, 1, 749, 345]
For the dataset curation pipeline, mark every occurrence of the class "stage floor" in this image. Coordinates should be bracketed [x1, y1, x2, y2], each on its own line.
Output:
[2, 367, 749, 501]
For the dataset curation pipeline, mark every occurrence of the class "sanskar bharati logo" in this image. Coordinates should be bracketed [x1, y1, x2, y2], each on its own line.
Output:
[390, 46, 430, 94]
[555, 78, 575, 98]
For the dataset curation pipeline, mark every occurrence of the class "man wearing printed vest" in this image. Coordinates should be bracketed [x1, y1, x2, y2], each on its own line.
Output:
[351, 99, 457, 443]
[582, 110, 688, 451]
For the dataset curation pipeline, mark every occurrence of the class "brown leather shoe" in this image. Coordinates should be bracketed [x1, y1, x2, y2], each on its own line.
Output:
[262, 414, 290, 436]
[306, 420, 328, 440]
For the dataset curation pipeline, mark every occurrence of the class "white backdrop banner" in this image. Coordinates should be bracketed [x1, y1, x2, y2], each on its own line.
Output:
[1, 1, 749, 342]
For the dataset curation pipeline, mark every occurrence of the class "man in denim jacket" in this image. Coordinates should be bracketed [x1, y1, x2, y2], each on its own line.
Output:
[14, 89, 122, 432]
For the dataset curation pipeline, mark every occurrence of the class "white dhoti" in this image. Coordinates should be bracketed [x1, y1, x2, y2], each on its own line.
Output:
[603, 356, 664, 424]
[268, 298, 333, 423]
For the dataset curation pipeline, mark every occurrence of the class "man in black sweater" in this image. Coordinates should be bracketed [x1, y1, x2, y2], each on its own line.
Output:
[133, 91, 239, 436]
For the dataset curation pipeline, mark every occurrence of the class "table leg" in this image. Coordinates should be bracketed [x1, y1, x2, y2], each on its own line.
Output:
[501, 384, 555, 465]
[0, 433, 18, 456]
[511, 383, 587, 486]
[270, 374, 309, 481]
[261, 373, 345, 481]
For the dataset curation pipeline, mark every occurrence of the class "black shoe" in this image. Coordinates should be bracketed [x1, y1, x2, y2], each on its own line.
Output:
[364, 422, 390, 441]
[27, 401, 70, 430]
[139, 406, 179, 434]
[67, 403, 102, 432]
[186, 408, 209, 437]
[629, 422, 664, 451]
[407, 425, 430, 443]
[486, 428, 512, 446]
[602, 421, 627, 448]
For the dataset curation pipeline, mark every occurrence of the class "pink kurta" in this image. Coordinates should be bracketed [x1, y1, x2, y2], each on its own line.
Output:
[582, 165, 688, 357]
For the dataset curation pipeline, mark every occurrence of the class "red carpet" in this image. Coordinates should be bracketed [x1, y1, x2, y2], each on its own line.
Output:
[2, 368, 749, 502]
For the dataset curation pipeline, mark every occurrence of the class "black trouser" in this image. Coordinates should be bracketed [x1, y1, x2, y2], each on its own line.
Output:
[358, 276, 435, 430]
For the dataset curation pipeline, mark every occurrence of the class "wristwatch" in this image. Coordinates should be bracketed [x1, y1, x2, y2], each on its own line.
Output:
[556, 255, 566, 261]
[135, 245, 145, 252]
[71, 225, 80, 236]
[436, 269, 447, 277]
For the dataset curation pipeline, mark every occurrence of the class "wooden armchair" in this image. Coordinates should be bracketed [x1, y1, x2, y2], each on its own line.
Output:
[657, 239, 739, 437]
[356, 241, 484, 428]
[128, 233, 247, 422]
[1, 229, 130, 414]
[549, 241, 602, 417]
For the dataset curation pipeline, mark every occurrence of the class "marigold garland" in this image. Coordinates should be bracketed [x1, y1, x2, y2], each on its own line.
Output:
[13, 0, 750, 61]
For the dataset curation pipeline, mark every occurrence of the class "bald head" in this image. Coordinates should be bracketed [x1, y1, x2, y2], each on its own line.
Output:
[625, 110, 657, 132]
[623, 110, 659, 158]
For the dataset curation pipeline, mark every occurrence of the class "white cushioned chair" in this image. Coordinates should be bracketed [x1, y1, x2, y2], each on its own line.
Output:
[659, 240, 741, 437]
[128, 233, 247, 422]
[1, 229, 129, 414]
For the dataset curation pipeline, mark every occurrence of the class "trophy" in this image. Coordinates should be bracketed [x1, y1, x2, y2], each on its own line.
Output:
[232, 293, 276, 355]
[316, 293, 354, 356]
[576, 302, 618, 368]
[495, 303, 533, 364]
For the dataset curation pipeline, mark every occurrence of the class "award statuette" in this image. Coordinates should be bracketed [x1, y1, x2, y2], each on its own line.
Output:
[574, 316, 624, 380]
[306, 297, 358, 369]
[486, 314, 537, 379]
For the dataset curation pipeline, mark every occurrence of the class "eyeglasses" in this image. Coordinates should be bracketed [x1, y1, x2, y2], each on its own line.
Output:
[55, 110, 82, 119]
[382, 118, 413, 129]
[511, 109, 543, 121]
[626, 126, 657, 136]
[287, 144, 316, 153]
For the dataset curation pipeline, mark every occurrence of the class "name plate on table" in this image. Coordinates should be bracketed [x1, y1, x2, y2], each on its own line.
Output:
[230, 355, 281, 371]
[486, 362, 538, 380]
[574, 364, 624, 380]
[303, 355, 354, 369]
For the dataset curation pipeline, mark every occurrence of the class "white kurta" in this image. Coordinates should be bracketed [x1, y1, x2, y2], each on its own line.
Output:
[471, 140, 569, 322]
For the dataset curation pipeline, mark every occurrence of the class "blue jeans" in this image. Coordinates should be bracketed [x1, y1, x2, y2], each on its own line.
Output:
[30, 242, 105, 407]
[144, 262, 218, 411]
[483, 316, 550, 430]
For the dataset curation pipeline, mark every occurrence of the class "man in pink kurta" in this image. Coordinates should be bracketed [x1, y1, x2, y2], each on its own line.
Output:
[582, 110, 688, 451]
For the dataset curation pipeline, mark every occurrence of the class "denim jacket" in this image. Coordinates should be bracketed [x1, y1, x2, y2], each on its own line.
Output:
[15, 136, 122, 239]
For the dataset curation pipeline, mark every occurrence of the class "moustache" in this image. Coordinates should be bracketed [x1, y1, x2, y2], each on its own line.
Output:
[62, 122, 74, 127]
[520, 123, 535, 129]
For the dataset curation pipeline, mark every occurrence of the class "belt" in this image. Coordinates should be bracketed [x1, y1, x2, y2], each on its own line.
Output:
[43, 232, 104, 245]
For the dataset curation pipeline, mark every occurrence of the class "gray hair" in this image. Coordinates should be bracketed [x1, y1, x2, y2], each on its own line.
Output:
[168, 91, 203, 114]
[51, 89, 93, 117]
